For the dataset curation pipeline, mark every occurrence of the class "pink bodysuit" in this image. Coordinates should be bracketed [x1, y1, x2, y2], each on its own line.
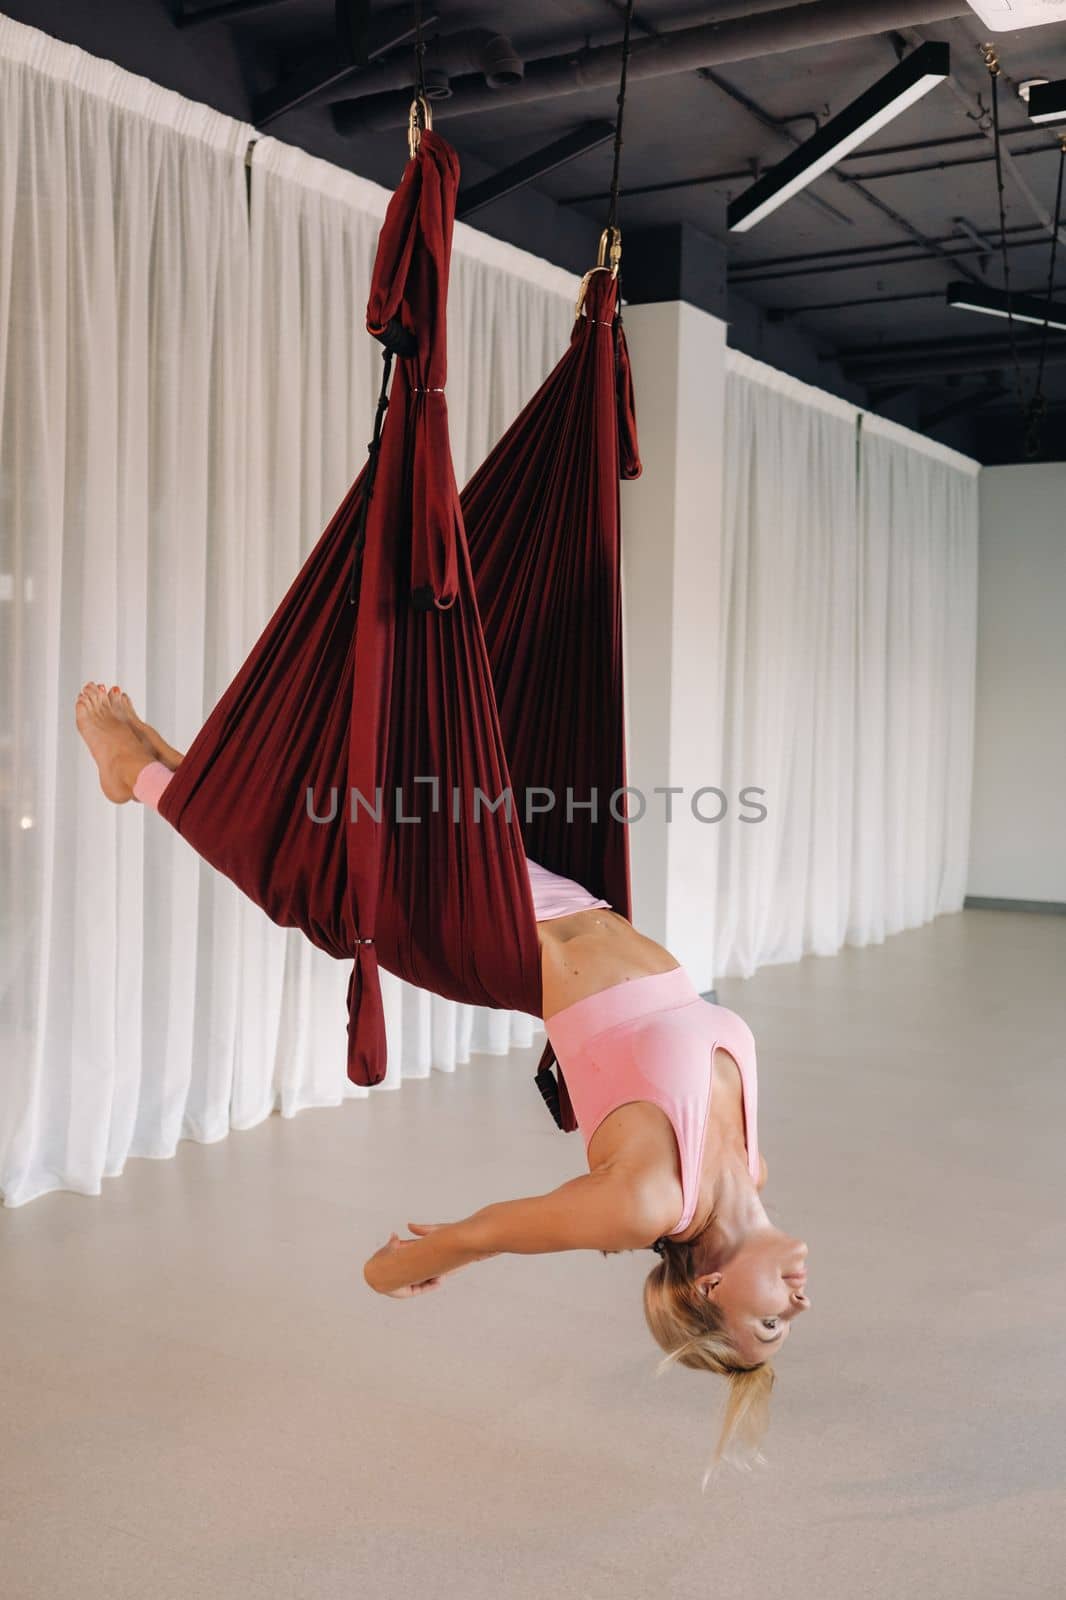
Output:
[545, 966, 760, 1238]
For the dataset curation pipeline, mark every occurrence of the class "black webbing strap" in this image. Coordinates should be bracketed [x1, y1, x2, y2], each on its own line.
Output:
[605, 0, 635, 243]
[349, 346, 394, 606]
[348, 321, 418, 606]
[535, 1061, 563, 1128]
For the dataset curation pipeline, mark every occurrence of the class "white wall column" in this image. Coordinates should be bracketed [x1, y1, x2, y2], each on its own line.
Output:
[621, 300, 727, 991]
[969, 462, 1066, 905]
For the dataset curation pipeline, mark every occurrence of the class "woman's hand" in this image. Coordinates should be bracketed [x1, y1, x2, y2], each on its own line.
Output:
[363, 1231, 443, 1297]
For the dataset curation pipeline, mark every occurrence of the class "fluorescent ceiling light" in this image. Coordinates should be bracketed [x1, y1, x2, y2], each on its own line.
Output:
[1028, 78, 1066, 125]
[966, 0, 1066, 31]
[946, 280, 1066, 333]
[728, 42, 951, 234]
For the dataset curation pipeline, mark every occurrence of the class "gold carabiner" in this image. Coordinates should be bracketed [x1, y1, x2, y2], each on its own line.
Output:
[597, 226, 622, 275]
[408, 95, 433, 158]
[575, 227, 622, 319]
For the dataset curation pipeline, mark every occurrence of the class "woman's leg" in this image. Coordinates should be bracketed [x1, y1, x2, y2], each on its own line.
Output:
[74, 682, 178, 806]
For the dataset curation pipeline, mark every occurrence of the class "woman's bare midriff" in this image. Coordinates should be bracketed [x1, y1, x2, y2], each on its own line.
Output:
[538, 908, 680, 1023]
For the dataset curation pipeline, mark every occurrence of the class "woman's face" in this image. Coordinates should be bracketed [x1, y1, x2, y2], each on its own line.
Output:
[699, 1229, 811, 1367]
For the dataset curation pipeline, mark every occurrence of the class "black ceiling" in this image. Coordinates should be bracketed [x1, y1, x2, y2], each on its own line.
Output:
[6, 0, 1066, 461]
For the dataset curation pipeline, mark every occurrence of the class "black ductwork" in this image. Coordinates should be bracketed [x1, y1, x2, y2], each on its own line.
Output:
[331, 0, 970, 135]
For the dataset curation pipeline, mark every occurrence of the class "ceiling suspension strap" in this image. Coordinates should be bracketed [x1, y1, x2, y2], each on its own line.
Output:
[603, 0, 636, 272]
[981, 43, 1026, 415]
[1025, 135, 1066, 458]
[575, 0, 635, 319]
[981, 40, 1064, 458]
[408, 0, 432, 157]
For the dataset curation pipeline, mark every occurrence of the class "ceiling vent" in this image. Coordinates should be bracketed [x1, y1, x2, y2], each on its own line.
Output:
[967, 0, 1066, 28]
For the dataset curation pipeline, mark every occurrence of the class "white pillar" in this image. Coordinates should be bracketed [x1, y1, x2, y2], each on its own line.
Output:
[621, 300, 727, 992]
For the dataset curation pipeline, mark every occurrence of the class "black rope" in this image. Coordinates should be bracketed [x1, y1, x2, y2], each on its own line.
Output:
[987, 60, 1027, 415]
[413, 0, 426, 110]
[1024, 138, 1065, 458]
[605, 0, 635, 240]
[349, 347, 395, 605]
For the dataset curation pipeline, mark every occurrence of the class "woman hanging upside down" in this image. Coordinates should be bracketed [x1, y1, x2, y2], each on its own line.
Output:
[76, 679, 811, 1471]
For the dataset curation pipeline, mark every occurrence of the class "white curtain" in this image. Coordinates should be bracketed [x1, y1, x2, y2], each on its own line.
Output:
[714, 352, 979, 978]
[850, 413, 979, 944]
[0, 18, 575, 1207]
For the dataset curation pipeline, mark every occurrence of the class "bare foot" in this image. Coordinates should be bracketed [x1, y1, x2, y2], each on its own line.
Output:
[75, 683, 155, 803]
[107, 686, 184, 771]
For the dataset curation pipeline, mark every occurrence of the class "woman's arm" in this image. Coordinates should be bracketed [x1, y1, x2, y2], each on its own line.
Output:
[363, 1171, 661, 1296]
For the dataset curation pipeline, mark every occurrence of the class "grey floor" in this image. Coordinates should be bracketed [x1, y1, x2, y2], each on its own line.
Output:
[3, 909, 1064, 1600]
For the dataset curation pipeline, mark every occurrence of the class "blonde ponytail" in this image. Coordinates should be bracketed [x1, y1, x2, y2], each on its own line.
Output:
[643, 1238, 775, 1483]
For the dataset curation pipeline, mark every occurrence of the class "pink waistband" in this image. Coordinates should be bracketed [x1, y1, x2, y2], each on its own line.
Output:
[545, 965, 700, 1059]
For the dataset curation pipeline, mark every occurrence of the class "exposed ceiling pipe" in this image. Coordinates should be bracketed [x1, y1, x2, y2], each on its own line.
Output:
[331, 0, 971, 135]
[316, 28, 523, 106]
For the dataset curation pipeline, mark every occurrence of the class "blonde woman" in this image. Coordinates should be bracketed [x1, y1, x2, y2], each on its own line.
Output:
[76, 680, 811, 1473]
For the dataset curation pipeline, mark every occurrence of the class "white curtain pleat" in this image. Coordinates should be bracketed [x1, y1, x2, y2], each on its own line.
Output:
[714, 356, 979, 979]
[852, 418, 979, 943]
[715, 361, 860, 976]
[0, 21, 572, 1206]
[0, 24, 254, 1206]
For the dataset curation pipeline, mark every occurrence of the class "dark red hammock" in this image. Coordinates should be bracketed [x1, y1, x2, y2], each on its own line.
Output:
[157, 129, 640, 1131]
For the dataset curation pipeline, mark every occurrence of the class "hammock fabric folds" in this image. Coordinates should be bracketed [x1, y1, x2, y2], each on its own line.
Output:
[156, 130, 640, 1131]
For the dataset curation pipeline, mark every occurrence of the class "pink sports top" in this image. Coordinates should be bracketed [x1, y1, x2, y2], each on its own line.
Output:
[545, 966, 760, 1238]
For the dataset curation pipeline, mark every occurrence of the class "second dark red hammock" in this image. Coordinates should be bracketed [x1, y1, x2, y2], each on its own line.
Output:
[156, 129, 640, 1131]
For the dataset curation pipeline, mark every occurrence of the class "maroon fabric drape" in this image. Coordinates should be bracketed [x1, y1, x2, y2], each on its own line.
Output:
[463, 268, 641, 1128]
[156, 131, 640, 1131]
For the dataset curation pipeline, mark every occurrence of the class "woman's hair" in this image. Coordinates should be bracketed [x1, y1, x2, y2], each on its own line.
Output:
[642, 1236, 775, 1484]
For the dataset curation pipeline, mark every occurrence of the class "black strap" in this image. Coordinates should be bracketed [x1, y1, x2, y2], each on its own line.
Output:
[987, 59, 1026, 418]
[605, 0, 635, 241]
[1025, 139, 1064, 459]
[413, 0, 426, 104]
[349, 346, 395, 606]
[535, 1063, 564, 1129]
[986, 46, 1066, 460]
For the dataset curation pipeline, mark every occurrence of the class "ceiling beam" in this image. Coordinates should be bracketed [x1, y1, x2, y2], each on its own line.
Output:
[253, 12, 435, 127]
[176, 0, 295, 27]
[562, 124, 1040, 206]
[332, 1, 972, 134]
[920, 384, 1008, 428]
[731, 234, 1051, 284]
[842, 339, 1066, 383]
[456, 122, 616, 220]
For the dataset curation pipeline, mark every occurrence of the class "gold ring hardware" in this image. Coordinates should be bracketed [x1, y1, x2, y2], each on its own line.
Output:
[575, 228, 622, 318]
[408, 95, 433, 158]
